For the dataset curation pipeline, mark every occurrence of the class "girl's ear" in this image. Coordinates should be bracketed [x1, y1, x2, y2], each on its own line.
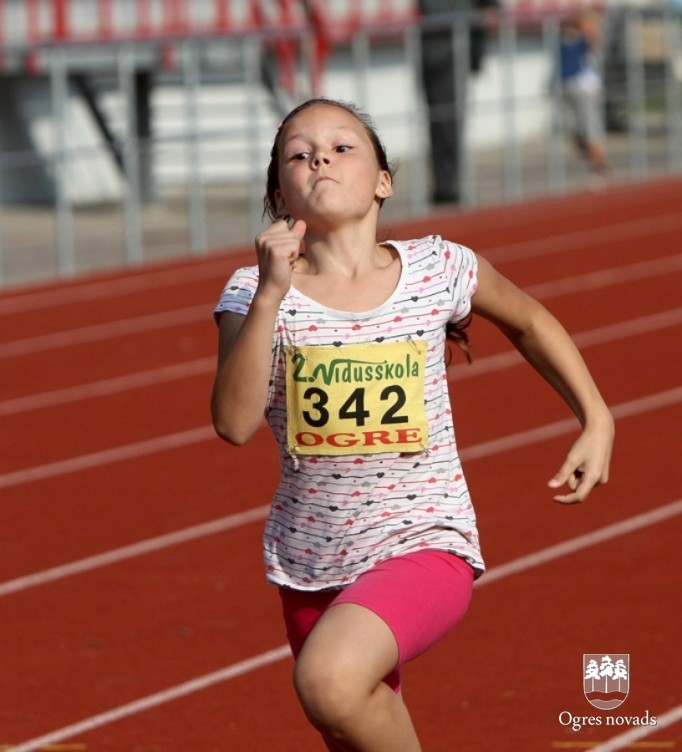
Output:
[274, 189, 288, 218]
[376, 170, 394, 200]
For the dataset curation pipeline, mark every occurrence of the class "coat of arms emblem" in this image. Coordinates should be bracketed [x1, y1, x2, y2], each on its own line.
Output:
[583, 654, 630, 710]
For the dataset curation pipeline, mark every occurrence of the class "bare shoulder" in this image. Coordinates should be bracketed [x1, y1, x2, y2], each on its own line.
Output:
[216, 310, 247, 360]
[471, 253, 543, 330]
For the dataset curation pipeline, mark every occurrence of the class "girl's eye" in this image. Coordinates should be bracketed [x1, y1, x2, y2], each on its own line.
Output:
[291, 152, 309, 161]
[335, 145, 351, 153]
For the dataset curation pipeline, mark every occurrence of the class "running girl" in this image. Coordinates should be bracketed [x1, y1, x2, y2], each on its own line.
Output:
[210, 98, 614, 752]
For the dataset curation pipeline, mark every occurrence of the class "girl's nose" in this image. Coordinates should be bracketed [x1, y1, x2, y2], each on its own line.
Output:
[312, 152, 331, 167]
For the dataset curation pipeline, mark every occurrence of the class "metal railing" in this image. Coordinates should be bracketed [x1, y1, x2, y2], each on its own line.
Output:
[0, 3, 680, 287]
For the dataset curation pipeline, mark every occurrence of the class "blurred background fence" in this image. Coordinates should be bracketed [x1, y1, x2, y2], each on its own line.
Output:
[0, 0, 680, 287]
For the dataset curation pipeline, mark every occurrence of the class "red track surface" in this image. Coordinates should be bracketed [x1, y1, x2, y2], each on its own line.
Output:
[2, 178, 681, 751]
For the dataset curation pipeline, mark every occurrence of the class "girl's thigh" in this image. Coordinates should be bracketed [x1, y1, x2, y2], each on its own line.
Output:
[279, 549, 474, 691]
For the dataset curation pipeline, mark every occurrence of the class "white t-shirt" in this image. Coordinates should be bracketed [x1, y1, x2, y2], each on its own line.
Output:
[214, 235, 485, 590]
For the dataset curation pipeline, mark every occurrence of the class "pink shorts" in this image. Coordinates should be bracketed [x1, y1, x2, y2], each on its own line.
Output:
[278, 549, 474, 692]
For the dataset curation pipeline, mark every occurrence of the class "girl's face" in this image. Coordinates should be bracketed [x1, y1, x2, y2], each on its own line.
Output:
[274, 104, 393, 228]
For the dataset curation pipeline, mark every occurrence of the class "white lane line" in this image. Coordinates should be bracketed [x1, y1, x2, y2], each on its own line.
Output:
[5, 498, 681, 752]
[588, 704, 682, 751]
[0, 358, 215, 416]
[1, 386, 680, 492]
[2, 389, 681, 594]
[457, 386, 682, 463]
[0, 505, 270, 598]
[484, 213, 682, 264]
[478, 499, 682, 586]
[523, 254, 682, 300]
[1, 210, 679, 316]
[1, 249, 680, 362]
[3, 306, 680, 417]
[0, 426, 215, 491]
[0, 257, 239, 316]
[569, 309, 682, 349]
[0, 204, 682, 316]
[3, 646, 294, 752]
[0, 304, 209, 360]
[447, 307, 682, 381]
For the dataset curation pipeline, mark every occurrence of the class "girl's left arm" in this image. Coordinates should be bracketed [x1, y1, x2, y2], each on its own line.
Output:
[471, 254, 615, 504]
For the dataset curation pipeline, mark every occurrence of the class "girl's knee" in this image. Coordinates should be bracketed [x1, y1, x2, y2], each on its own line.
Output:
[293, 652, 364, 732]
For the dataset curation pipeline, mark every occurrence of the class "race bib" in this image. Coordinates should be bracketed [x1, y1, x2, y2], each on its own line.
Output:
[286, 340, 429, 455]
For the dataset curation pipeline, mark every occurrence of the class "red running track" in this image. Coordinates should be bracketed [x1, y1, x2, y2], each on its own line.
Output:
[1, 177, 681, 751]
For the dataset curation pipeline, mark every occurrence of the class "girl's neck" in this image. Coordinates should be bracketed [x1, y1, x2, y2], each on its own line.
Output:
[292, 239, 401, 313]
[297, 221, 384, 279]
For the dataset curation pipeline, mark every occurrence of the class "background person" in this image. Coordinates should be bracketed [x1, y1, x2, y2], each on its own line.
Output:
[555, 10, 610, 181]
[418, 0, 499, 204]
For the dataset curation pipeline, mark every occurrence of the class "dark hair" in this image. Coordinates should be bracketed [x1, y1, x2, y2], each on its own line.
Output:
[264, 98, 397, 221]
[446, 316, 473, 364]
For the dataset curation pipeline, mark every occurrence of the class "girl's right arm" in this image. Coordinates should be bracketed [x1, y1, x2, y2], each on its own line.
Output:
[471, 253, 614, 504]
[210, 219, 305, 445]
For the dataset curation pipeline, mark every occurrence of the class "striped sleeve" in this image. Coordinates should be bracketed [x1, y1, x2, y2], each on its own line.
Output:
[213, 266, 259, 323]
[445, 241, 478, 324]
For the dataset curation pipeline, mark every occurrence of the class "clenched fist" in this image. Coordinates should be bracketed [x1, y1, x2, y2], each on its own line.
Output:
[254, 219, 307, 303]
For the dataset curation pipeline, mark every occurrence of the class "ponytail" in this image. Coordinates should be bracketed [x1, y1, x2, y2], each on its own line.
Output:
[445, 315, 473, 365]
